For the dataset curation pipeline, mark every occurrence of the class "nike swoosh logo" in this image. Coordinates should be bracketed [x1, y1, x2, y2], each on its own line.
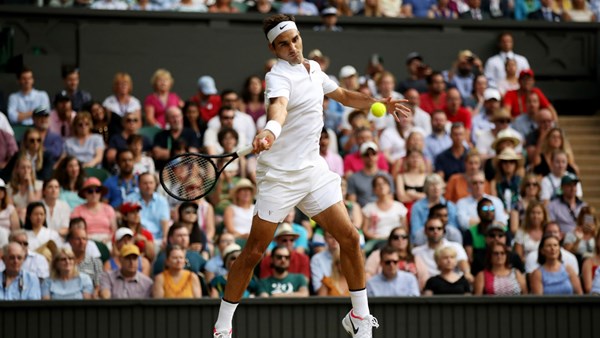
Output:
[279, 24, 288, 30]
[350, 317, 359, 334]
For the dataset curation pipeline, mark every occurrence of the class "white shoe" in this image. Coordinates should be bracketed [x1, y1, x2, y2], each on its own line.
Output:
[213, 328, 232, 338]
[342, 310, 379, 338]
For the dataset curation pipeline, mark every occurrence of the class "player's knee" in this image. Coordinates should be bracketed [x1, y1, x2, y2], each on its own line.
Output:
[337, 228, 360, 248]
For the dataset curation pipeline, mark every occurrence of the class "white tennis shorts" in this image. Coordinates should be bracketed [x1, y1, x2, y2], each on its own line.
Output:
[254, 157, 342, 223]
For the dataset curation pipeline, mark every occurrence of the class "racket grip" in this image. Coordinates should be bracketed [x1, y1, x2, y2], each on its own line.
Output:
[237, 145, 254, 157]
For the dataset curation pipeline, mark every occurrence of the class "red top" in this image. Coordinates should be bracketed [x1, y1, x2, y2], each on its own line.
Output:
[503, 88, 551, 117]
[419, 92, 447, 114]
[190, 94, 222, 123]
[445, 106, 472, 130]
[144, 92, 182, 128]
[343, 151, 390, 175]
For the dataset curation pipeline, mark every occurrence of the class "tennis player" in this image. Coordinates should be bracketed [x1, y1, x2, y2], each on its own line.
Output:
[213, 14, 411, 338]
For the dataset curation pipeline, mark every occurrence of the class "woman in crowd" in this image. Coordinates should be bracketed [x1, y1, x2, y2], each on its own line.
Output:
[144, 69, 183, 128]
[391, 130, 431, 176]
[153, 245, 202, 299]
[394, 149, 427, 209]
[182, 101, 205, 148]
[62, 112, 105, 168]
[126, 134, 155, 176]
[423, 246, 471, 295]
[7, 128, 53, 180]
[410, 174, 458, 242]
[511, 173, 541, 233]
[365, 226, 429, 289]
[102, 72, 141, 119]
[497, 58, 520, 96]
[212, 128, 247, 213]
[42, 178, 71, 237]
[178, 202, 211, 259]
[582, 230, 600, 294]
[474, 243, 527, 295]
[514, 201, 547, 261]
[53, 156, 86, 209]
[563, 206, 597, 258]
[71, 177, 116, 243]
[463, 74, 488, 115]
[563, 0, 596, 21]
[120, 202, 155, 262]
[0, 178, 19, 230]
[223, 178, 255, 242]
[103, 227, 151, 277]
[7, 156, 42, 221]
[42, 248, 93, 300]
[530, 235, 583, 295]
[490, 147, 523, 217]
[240, 75, 266, 123]
[87, 100, 115, 144]
[24, 201, 62, 251]
[318, 250, 350, 296]
[362, 174, 408, 254]
[532, 127, 578, 176]
[445, 150, 490, 203]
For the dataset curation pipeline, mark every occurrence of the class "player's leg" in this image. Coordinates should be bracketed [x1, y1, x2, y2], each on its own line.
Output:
[214, 215, 278, 336]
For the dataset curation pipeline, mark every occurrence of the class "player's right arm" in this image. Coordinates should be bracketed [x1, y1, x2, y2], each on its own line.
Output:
[253, 96, 288, 153]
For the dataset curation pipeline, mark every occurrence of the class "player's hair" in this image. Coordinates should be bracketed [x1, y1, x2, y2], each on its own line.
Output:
[262, 14, 296, 39]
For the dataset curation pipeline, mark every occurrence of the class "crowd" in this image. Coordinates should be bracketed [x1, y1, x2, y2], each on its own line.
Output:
[31, 0, 600, 23]
[1, 30, 599, 301]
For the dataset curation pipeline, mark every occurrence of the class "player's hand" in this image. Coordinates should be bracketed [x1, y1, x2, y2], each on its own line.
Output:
[253, 130, 275, 153]
[383, 97, 412, 122]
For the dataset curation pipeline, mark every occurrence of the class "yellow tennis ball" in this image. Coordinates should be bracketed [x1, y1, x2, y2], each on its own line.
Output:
[371, 102, 386, 118]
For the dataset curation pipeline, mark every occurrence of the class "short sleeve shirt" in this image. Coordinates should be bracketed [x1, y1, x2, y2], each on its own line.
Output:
[63, 134, 106, 164]
[258, 273, 307, 295]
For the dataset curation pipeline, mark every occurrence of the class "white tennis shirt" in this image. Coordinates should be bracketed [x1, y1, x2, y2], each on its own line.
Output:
[259, 59, 338, 171]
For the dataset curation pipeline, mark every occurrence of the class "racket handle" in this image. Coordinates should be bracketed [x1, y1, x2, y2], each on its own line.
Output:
[237, 145, 254, 157]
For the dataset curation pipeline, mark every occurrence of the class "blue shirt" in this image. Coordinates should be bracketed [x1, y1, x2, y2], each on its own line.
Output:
[43, 131, 65, 162]
[59, 189, 86, 210]
[0, 270, 41, 300]
[104, 175, 139, 208]
[8, 89, 51, 125]
[126, 192, 170, 239]
[410, 197, 458, 241]
[456, 194, 508, 231]
[424, 133, 451, 162]
[42, 274, 94, 299]
[541, 265, 573, 295]
[403, 0, 436, 17]
[279, 1, 319, 16]
[367, 271, 420, 297]
[434, 146, 468, 181]
[204, 256, 227, 278]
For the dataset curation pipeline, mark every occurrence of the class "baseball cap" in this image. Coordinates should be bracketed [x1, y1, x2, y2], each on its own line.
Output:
[197, 75, 217, 95]
[54, 91, 71, 104]
[359, 141, 378, 155]
[486, 222, 506, 235]
[483, 88, 501, 101]
[33, 107, 50, 117]
[115, 227, 135, 242]
[339, 65, 357, 79]
[308, 49, 324, 60]
[120, 244, 141, 257]
[119, 202, 142, 214]
[561, 172, 580, 186]
[274, 222, 299, 239]
[519, 69, 535, 79]
[321, 7, 337, 16]
[406, 52, 423, 64]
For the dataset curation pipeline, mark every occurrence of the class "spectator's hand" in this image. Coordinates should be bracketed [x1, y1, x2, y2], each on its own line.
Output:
[464, 272, 475, 284]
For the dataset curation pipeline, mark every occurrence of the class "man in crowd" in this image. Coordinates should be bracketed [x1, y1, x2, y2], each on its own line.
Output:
[204, 105, 247, 155]
[126, 172, 170, 246]
[104, 149, 139, 209]
[548, 173, 587, 234]
[0, 230, 49, 280]
[8, 67, 50, 126]
[424, 110, 451, 162]
[106, 111, 150, 166]
[343, 127, 389, 176]
[68, 223, 103, 297]
[444, 88, 472, 132]
[475, 108, 524, 160]
[190, 75, 221, 123]
[419, 72, 447, 114]
[484, 32, 530, 88]
[347, 142, 395, 207]
[152, 106, 200, 170]
[48, 92, 76, 138]
[463, 199, 511, 263]
[99, 244, 153, 299]
[503, 69, 557, 118]
[397, 52, 428, 93]
[310, 231, 339, 292]
[258, 246, 309, 297]
[206, 90, 256, 148]
[456, 172, 507, 231]
[471, 88, 501, 147]
[512, 91, 540, 138]
[58, 66, 92, 112]
[412, 203, 463, 246]
[0, 242, 41, 300]
[366, 245, 420, 297]
[471, 223, 524, 275]
[259, 222, 310, 281]
[403, 88, 431, 134]
[434, 122, 468, 181]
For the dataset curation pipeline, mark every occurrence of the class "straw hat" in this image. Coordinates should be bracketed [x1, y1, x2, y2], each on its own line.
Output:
[274, 222, 299, 239]
[35, 240, 59, 264]
[491, 129, 521, 151]
[78, 177, 108, 198]
[229, 178, 256, 200]
[493, 147, 524, 168]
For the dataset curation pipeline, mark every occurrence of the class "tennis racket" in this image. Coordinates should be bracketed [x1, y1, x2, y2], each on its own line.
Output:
[159, 145, 254, 201]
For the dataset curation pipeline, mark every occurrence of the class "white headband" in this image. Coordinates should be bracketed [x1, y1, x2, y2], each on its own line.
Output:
[267, 21, 298, 44]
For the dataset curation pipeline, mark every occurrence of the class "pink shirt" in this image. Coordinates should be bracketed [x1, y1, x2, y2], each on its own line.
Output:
[48, 110, 77, 137]
[322, 150, 344, 176]
[71, 203, 115, 236]
[343, 151, 389, 175]
[144, 92, 181, 128]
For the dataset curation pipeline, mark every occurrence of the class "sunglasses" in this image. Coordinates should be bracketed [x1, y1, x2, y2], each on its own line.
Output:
[16, 241, 29, 247]
[481, 205, 495, 212]
[86, 187, 103, 194]
[273, 254, 290, 260]
[28, 138, 41, 143]
[279, 238, 295, 243]
[526, 182, 539, 187]
[427, 226, 443, 232]
[492, 251, 507, 256]
[125, 118, 139, 123]
[472, 181, 485, 185]
[383, 260, 399, 265]
[391, 234, 408, 240]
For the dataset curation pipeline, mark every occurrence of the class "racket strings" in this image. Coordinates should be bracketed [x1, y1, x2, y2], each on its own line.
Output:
[161, 155, 217, 201]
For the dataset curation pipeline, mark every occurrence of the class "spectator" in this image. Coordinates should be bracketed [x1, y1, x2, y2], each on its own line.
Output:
[153, 223, 206, 276]
[581, 230, 600, 294]
[102, 72, 142, 118]
[88, 100, 114, 145]
[104, 149, 139, 209]
[6, 156, 42, 220]
[393, 149, 427, 207]
[119, 202, 155, 262]
[347, 142, 395, 207]
[99, 243, 153, 299]
[314, 7, 343, 31]
[247, 0, 277, 13]
[459, 0, 491, 19]
[0, 230, 50, 279]
[279, 0, 319, 15]
[443, 50, 480, 101]
[42, 247, 94, 299]
[511, 173, 541, 232]
[512, 92, 540, 138]
[484, 32, 531, 88]
[210, 243, 261, 298]
[0, 179, 19, 231]
[444, 88, 472, 134]
[258, 246, 309, 297]
[153, 244, 202, 299]
[373, 71, 405, 132]
[206, 90, 256, 152]
[31, 107, 63, 163]
[4, 128, 54, 181]
[548, 173, 586, 234]
[205, 233, 236, 283]
[103, 227, 151, 277]
[463, 74, 488, 115]
[410, 174, 458, 242]
[434, 122, 468, 181]
[422, 203, 464, 245]
[126, 172, 170, 246]
[7, 67, 50, 126]
[240, 75, 266, 123]
[484, 128, 522, 181]
[392, 130, 432, 176]
[58, 66, 92, 112]
[48, 92, 76, 138]
[207, 0, 236, 12]
[310, 231, 339, 291]
[367, 245, 420, 296]
[190, 75, 221, 123]
[71, 177, 116, 243]
[563, 206, 597, 259]
[223, 178, 255, 241]
[423, 246, 471, 295]
[528, 0, 562, 20]
[456, 172, 507, 231]
[53, 156, 86, 209]
[419, 72, 447, 114]
[463, 198, 511, 264]
[182, 101, 206, 149]
[143, 69, 183, 128]
[259, 222, 310, 280]
[402, 0, 436, 17]
[424, 110, 451, 162]
[67, 221, 103, 294]
[127, 134, 155, 176]
[204, 106, 247, 156]
[105, 111, 150, 167]
[403, 89, 432, 135]
[540, 150, 582, 203]
[514, 201, 547, 260]
[476, 109, 525, 161]
[563, 0, 596, 21]
[445, 150, 490, 203]
[525, 222, 579, 274]
[503, 69, 557, 119]
[317, 249, 349, 296]
[0, 242, 42, 300]
[471, 88, 500, 149]
[490, 148, 524, 214]
[379, 108, 413, 163]
[497, 58, 520, 96]
[533, 128, 578, 177]
[152, 106, 200, 170]
[23, 201, 61, 252]
[471, 222, 525, 276]
[177, 202, 211, 258]
[42, 178, 71, 237]
[62, 112, 105, 168]
[525, 108, 555, 168]
[473, 243, 527, 295]
[428, 0, 459, 18]
[530, 235, 583, 295]
[319, 128, 343, 176]
[343, 127, 390, 176]
[0, 128, 17, 174]
[397, 52, 429, 94]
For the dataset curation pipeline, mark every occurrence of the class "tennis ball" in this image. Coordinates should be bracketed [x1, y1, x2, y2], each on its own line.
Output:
[371, 102, 386, 118]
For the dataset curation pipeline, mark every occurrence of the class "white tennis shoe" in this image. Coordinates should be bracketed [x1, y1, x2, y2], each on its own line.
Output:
[342, 310, 379, 338]
[213, 328, 232, 338]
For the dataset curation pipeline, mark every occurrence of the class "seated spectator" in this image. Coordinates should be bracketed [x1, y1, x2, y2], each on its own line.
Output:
[392, 130, 431, 177]
[534, 128, 578, 178]
[210, 243, 260, 298]
[530, 235, 583, 295]
[419, 72, 447, 114]
[503, 70, 557, 119]
[88, 100, 115, 145]
[428, 0, 459, 18]
[393, 149, 427, 208]
[58, 66, 92, 113]
[177, 202, 210, 259]
[320, 128, 344, 176]
[511, 174, 542, 232]
[152, 106, 200, 170]
[424, 110, 451, 163]
[367, 245, 420, 296]
[42, 178, 71, 237]
[67, 221, 103, 296]
[477, 109, 525, 161]
[209, 129, 248, 203]
[153, 245, 202, 299]
[434, 123, 469, 181]
[347, 142, 395, 207]
[279, 0, 319, 15]
[99, 243, 153, 299]
[444, 87, 473, 133]
[239, 75, 266, 123]
[42, 248, 93, 299]
[127, 135, 155, 176]
[581, 230, 600, 294]
[445, 150, 490, 203]
[473, 243, 527, 295]
[0, 242, 41, 300]
[343, 127, 390, 176]
[247, 0, 277, 13]
[0, 179, 19, 231]
[340, 110, 370, 155]
[410, 174, 459, 242]
[471, 223, 525, 276]
[103, 227, 151, 277]
[365, 226, 429, 289]
[525, 108, 556, 167]
[126, 172, 170, 246]
[563, 0, 596, 21]
[402, 0, 436, 17]
[373, 71, 405, 131]
[71, 177, 116, 243]
[182, 101, 206, 149]
[463, 74, 488, 116]
[6, 156, 43, 220]
[8, 127, 55, 181]
[397, 52, 429, 94]
[104, 149, 139, 209]
[223, 179, 255, 241]
[8, 67, 50, 126]
[119, 202, 155, 262]
[102, 72, 142, 118]
[563, 206, 597, 259]
[62, 112, 105, 168]
[207, 0, 236, 12]
[24, 202, 62, 251]
[497, 59, 520, 96]
[514, 201, 547, 260]
[259, 222, 310, 280]
[443, 51, 481, 102]
[314, 7, 344, 31]
[511, 91, 540, 139]
[204, 233, 235, 283]
[153, 223, 206, 276]
[540, 150, 582, 203]
[144, 68, 183, 128]
[53, 156, 86, 209]
[0, 230, 49, 279]
[463, 198, 511, 264]
[491, 148, 524, 213]
[48, 93, 77, 138]
[310, 231, 339, 292]
[189, 75, 221, 123]
[258, 246, 309, 297]
[456, 171, 507, 231]
[471, 88, 499, 147]
[548, 173, 586, 234]
[105, 111, 149, 168]
[528, 0, 561, 20]
[525, 222, 579, 274]
[379, 108, 413, 164]
[403, 89, 432, 135]
[459, 0, 492, 19]
[0, 128, 18, 174]
[317, 249, 348, 296]
[423, 246, 472, 295]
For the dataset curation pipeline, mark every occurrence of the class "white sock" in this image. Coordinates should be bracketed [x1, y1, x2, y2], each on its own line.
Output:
[349, 288, 370, 318]
[215, 298, 239, 332]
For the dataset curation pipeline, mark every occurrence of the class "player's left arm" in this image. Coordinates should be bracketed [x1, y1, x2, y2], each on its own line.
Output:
[326, 87, 411, 121]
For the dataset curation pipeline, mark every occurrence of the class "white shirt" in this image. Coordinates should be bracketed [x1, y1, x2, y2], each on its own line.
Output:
[0, 250, 50, 279]
[25, 227, 63, 251]
[456, 194, 508, 230]
[412, 239, 469, 276]
[362, 201, 407, 238]
[206, 110, 257, 146]
[260, 59, 338, 171]
[102, 95, 141, 117]
[540, 173, 583, 201]
[0, 112, 14, 135]
[484, 51, 530, 88]
[474, 126, 524, 158]
[43, 200, 71, 234]
[413, 107, 432, 136]
[525, 248, 579, 275]
[379, 127, 407, 162]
